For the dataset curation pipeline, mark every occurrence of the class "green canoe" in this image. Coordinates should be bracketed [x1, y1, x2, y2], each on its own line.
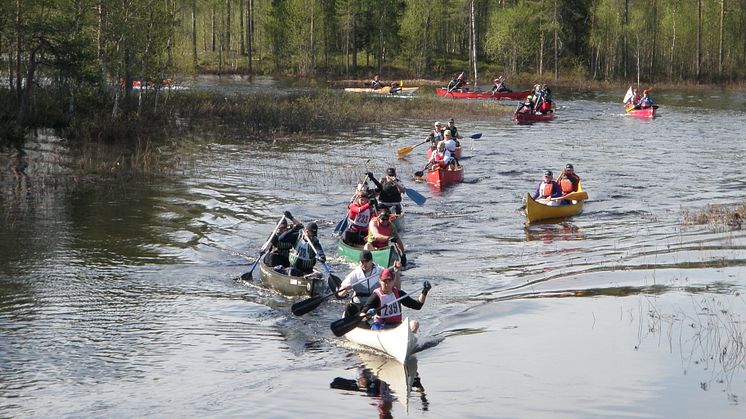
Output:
[337, 240, 398, 268]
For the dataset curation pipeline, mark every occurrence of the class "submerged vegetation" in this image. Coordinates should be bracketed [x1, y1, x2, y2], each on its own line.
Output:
[682, 203, 745, 230]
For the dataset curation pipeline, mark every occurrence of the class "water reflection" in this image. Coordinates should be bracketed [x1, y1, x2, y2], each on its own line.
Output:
[524, 222, 583, 243]
[331, 353, 425, 417]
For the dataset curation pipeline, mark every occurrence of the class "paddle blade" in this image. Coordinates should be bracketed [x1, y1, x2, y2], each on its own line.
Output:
[414, 171, 424, 178]
[563, 191, 589, 201]
[240, 258, 261, 280]
[405, 188, 427, 206]
[331, 315, 363, 337]
[292, 295, 326, 316]
[328, 274, 342, 293]
[397, 145, 415, 158]
[333, 216, 348, 236]
[468, 133, 482, 139]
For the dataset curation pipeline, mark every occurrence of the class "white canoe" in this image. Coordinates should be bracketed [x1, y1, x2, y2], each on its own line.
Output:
[345, 317, 418, 364]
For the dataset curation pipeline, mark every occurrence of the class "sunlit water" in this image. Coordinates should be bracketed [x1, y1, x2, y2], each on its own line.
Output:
[2, 86, 746, 418]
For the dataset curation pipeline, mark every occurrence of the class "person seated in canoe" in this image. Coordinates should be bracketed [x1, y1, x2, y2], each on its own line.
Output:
[389, 81, 401, 94]
[445, 118, 463, 143]
[491, 76, 512, 94]
[535, 84, 553, 114]
[423, 141, 454, 171]
[447, 72, 467, 92]
[344, 190, 375, 245]
[556, 163, 581, 194]
[427, 121, 444, 149]
[360, 269, 431, 332]
[367, 168, 405, 215]
[637, 89, 653, 109]
[337, 250, 397, 317]
[623, 87, 641, 109]
[427, 141, 455, 168]
[265, 211, 300, 267]
[443, 131, 460, 167]
[531, 170, 565, 206]
[278, 222, 326, 275]
[516, 95, 535, 114]
[370, 75, 383, 89]
[365, 207, 407, 266]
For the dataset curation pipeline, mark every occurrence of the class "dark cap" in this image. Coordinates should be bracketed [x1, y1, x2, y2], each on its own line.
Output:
[306, 222, 318, 234]
[544, 170, 553, 177]
[360, 250, 373, 262]
[449, 118, 455, 123]
[565, 163, 574, 169]
[386, 167, 396, 176]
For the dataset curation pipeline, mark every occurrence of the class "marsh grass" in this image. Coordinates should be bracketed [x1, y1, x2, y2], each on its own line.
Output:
[682, 203, 745, 231]
[637, 295, 746, 395]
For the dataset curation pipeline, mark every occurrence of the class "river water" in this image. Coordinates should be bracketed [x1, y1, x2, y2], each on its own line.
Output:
[2, 83, 746, 418]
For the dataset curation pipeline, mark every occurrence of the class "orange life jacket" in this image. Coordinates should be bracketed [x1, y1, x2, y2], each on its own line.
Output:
[559, 178, 574, 194]
[542, 182, 553, 197]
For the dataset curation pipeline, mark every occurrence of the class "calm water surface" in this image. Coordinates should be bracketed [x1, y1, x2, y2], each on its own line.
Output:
[1, 86, 746, 418]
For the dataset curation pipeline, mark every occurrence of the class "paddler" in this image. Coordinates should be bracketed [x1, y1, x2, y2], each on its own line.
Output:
[361, 268, 431, 332]
[365, 207, 407, 266]
[278, 222, 326, 275]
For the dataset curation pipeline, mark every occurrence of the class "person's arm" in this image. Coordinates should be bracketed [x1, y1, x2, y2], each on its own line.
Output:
[362, 293, 381, 314]
[394, 180, 405, 193]
[368, 220, 386, 242]
[399, 290, 424, 310]
[312, 238, 326, 262]
[367, 173, 382, 190]
[337, 271, 355, 297]
[278, 227, 300, 243]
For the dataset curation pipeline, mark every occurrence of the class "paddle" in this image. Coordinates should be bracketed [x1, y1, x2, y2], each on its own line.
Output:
[330, 285, 428, 337]
[404, 187, 426, 206]
[301, 230, 333, 277]
[396, 139, 429, 158]
[467, 133, 482, 140]
[240, 214, 287, 281]
[292, 271, 380, 316]
[550, 191, 589, 201]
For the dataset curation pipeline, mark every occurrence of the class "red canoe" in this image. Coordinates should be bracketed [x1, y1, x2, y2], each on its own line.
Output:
[436, 88, 530, 100]
[513, 111, 556, 124]
[426, 146, 462, 160]
[625, 105, 656, 117]
[424, 165, 464, 188]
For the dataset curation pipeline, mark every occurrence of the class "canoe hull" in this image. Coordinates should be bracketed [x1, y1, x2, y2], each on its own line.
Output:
[337, 240, 398, 267]
[345, 317, 418, 364]
[436, 88, 529, 100]
[424, 165, 464, 188]
[524, 193, 584, 223]
[625, 105, 656, 117]
[344, 87, 418, 96]
[514, 111, 556, 124]
[258, 256, 320, 296]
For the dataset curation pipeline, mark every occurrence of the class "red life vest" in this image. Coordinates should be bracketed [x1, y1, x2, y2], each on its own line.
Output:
[373, 288, 402, 324]
[541, 182, 553, 197]
[540, 101, 552, 112]
[559, 178, 574, 194]
[368, 219, 394, 248]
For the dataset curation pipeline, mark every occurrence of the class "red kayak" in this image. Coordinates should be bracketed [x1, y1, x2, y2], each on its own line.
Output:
[424, 165, 464, 188]
[513, 111, 556, 124]
[426, 146, 462, 160]
[625, 105, 657, 117]
[436, 88, 530, 100]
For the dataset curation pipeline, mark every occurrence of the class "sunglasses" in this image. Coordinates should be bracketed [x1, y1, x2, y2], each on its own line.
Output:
[379, 215, 390, 221]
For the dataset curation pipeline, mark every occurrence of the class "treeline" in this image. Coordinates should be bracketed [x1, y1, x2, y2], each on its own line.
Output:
[2, 0, 746, 131]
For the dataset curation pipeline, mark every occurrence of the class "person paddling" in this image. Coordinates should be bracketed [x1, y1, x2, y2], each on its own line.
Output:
[370, 75, 383, 89]
[365, 207, 407, 266]
[491, 76, 512, 94]
[447, 72, 466, 92]
[361, 268, 431, 332]
[368, 167, 405, 215]
[344, 190, 375, 245]
[337, 250, 395, 317]
[531, 170, 564, 206]
[265, 211, 300, 267]
[556, 163, 581, 194]
[427, 121, 444, 150]
[278, 222, 326, 275]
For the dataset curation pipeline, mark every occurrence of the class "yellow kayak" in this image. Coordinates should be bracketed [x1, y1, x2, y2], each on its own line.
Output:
[344, 86, 419, 96]
[524, 185, 586, 223]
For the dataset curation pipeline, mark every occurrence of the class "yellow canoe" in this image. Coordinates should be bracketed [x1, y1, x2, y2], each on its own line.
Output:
[524, 185, 586, 223]
[343, 86, 419, 96]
